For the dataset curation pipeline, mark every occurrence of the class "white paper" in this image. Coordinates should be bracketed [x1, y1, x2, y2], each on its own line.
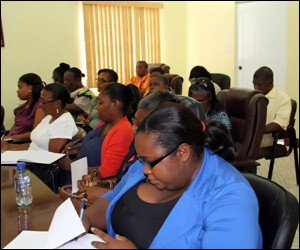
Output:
[1, 150, 65, 164]
[57, 233, 105, 249]
[45, 199, 86, 249]
[71, 157, 88, 194]
[3, 231, 48, 249]
[3, 199, 104, 249]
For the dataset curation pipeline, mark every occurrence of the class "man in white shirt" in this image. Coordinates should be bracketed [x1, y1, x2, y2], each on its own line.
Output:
[253, 66, 291, 148]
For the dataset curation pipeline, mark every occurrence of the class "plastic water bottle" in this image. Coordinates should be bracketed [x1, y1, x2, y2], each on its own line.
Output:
[14, 162, 33, 211]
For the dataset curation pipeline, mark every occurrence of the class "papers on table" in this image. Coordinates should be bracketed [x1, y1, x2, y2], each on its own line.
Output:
[4, 198, 105, 249]
[71, 157, 88, 194]
[1, 150, 65, 165]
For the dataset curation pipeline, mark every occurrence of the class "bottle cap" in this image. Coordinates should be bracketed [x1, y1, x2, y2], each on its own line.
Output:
[17, 162, 26, 171]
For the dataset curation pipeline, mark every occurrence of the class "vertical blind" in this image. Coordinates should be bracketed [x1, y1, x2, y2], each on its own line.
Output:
[82, 1, 162, 87]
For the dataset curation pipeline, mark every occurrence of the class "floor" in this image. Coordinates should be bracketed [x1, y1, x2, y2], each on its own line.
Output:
[256, 151, 299, 249]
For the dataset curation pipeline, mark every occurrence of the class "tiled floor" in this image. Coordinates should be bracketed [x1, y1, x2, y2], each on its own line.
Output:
[256, 151, 299, 249]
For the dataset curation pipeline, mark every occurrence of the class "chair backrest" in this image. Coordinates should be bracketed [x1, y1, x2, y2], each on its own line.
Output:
[148, 63, 170, 74]
[289, 99, 297, 128]
[242, 173, 299, 249]
[211, 73, 231, 89]
[217, 88, 268, 161]
[164, 73, 183, 95]
[1, 105, 4, 131]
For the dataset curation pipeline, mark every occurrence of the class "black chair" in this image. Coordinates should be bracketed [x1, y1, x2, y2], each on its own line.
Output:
[1, 105, 5, 136]
[243, 172, 299, 249]
[211, 73, 231, 89]
[258, 99, 299, 185]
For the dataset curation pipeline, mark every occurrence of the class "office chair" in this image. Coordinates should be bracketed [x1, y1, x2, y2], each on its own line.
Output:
[243, 172, 299, 249]
[211, 73, 231, 90]
[258, 99, 299, 185]
[148, 63, 170, 74]
[164, 73, 183, 95]
[217, 88, 269, 173]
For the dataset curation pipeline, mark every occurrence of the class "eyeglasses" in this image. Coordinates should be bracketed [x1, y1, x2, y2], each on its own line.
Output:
[138, 145, 179, 169]
[96, 78, 111, 83]
[39, 98, 57, 105]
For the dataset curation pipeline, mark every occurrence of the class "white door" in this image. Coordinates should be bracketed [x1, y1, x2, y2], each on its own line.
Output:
[237, 1, 288, 90]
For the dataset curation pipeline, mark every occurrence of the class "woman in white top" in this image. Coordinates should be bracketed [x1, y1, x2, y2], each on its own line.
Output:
[1, 83, 78, 152]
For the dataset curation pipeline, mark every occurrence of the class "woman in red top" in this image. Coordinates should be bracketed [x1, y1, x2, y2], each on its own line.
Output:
[60, 83, 139, 179]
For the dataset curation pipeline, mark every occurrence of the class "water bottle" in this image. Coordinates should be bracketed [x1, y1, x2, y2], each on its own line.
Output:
[14, 162, 33, 212]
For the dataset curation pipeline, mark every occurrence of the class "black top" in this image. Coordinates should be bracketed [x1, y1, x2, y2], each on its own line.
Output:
[111, 181, 180, 248]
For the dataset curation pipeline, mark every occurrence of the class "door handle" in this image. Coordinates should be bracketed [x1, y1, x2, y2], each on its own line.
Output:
[238, 66, 242, 70]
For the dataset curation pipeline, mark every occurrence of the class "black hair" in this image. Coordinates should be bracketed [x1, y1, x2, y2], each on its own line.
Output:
[65, 67, 85, 79]
[253, 66, 273, 83]
[43, 83, 71, 108]
[188, 77, 224, 115]
[137, 103, 235, 161]
[204, 120, 236, 161]
[97, 69, 118, 83]
[53, 63, 70, 83]
[19, 73, 45, 113]
[126, 84, 141, 123]
[150, 73, 169, 88]
[102, 83, 137, 121]
[137, 61, 148, 69]
[138, 91, 180, 111]
[137, 103, 205, 159]
[189, 65, 211, 81]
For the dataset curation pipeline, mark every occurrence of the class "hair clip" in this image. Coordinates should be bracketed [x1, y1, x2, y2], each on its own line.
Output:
[201, 121, 206, 132]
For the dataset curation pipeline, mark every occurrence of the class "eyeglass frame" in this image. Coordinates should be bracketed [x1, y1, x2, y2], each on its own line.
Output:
[138, 145, 179, 169]
[96, 78, 111, 83]
[39, 98, 57, 105]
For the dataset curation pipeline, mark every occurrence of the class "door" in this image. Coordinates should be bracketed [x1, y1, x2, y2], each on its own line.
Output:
[237, 1, 288, 90]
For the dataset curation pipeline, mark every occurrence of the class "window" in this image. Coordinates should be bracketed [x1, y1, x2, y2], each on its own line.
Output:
[82, 1, 162, 87]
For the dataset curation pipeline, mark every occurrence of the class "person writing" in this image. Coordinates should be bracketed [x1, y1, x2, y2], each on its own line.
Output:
[252, 66, 291, 150]
[59, 83, 136, 180]
[76, 91, 236, 204]
[81, 103, 262, 249]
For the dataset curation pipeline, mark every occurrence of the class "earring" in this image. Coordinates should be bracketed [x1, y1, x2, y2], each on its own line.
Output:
[56, 109, 59, 114]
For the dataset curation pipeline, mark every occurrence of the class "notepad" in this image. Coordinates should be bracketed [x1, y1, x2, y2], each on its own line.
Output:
[71, 157, 88, 194]
[1, 150, 65, 165]
[3, 199, 105, 249]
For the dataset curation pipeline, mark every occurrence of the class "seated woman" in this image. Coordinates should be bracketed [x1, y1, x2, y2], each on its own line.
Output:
[81, 103, 262, 249]
[3, 73, 46, 142]
[1, 83, 79, 192]
[1, 83, 78, 152]
[63, 67, 95, 117]
[59, 83, 136, 180]
[52, 62, 70, 84]
[188, 77, 232, 130]
[76, 92, 236, 204]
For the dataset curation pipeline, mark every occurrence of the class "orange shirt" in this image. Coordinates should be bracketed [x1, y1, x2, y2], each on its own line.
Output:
[96, 117, 134, 177]
[130, 72, 151, 95]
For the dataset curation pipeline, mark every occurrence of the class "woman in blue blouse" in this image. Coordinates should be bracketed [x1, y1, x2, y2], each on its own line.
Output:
[188, 77, 232, 130]
[82, 103, 262, 249]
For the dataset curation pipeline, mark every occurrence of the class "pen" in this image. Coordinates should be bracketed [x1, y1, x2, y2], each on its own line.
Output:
[76, 199, 86, 241]
[88, 168, 98, 183]
[79, 199, 86, 221]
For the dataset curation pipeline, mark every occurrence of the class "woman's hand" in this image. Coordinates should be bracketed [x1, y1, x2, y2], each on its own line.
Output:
[76, 186, 110, 203]
[77, 174, 100, 189]
[90, 228, 137, 249]
[1, 140, 11, 151]
[66, 143, 82, 156]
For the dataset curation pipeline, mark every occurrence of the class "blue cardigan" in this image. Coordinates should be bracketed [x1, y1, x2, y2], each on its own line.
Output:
[102, 149, 263, 249]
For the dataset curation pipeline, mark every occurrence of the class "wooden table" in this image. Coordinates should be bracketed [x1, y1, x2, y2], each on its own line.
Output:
[1, 166, 62, 248]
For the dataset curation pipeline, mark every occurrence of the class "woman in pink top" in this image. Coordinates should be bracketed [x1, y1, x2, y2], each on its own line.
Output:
[3, 73, 46, 142]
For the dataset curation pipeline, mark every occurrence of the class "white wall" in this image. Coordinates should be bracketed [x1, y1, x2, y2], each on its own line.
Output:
[1, 1, 83, 129]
